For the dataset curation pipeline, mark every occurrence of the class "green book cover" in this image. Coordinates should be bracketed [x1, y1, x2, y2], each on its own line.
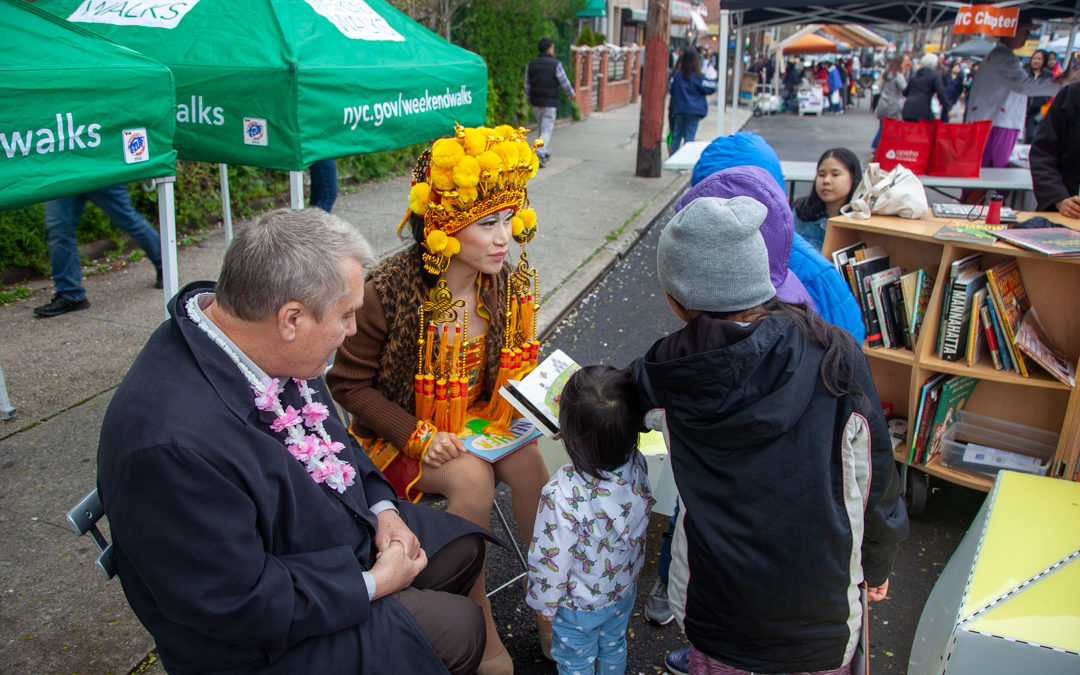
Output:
[924, 376, 979, 466]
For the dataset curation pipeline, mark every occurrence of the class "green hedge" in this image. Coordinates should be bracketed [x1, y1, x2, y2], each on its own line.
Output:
[0, 143, 425, 282]
[454, 0, 583, 126]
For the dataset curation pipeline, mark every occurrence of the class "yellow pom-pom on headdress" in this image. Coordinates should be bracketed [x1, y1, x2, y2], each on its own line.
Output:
[452, 155, 481, 188]
[409, 182, 431, 215]
[461, 128, 487, 156]
[404, 123, 540, 274]
[431, 138, 464, 169]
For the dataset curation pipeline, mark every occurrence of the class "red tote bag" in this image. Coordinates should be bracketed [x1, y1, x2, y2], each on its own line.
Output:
[872, 118, 936, 175]
[927, 120, 992, 177]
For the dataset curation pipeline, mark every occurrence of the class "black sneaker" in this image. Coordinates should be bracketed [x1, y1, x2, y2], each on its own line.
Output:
[34, 294, 90, 317]
[155, 266, 163, 289]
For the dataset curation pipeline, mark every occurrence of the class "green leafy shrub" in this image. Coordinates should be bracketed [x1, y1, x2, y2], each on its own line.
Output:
[0, 144, 428, 282]
[454, 0, 582, 125]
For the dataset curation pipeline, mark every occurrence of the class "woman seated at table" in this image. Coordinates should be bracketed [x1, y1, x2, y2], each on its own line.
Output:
[792, 147, 861, 250]
[328, 124, 552, 675]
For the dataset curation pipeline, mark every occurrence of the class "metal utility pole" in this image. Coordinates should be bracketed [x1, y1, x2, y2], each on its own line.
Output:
[636, 0, 671, 177]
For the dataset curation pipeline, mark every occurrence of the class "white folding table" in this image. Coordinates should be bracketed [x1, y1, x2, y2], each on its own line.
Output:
[779, 160, 1032, 204]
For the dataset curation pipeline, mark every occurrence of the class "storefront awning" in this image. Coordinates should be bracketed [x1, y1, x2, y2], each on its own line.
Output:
[576, 0, 606, 18]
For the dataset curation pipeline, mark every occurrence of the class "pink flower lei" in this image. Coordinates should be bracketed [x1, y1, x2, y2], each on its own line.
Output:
[186, 296, 355, 493]
[253, 376, 355, 494]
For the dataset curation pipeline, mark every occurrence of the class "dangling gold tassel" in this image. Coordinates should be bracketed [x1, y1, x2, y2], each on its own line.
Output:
[434, 378, 449, 431]
[448, 378, 464, 435]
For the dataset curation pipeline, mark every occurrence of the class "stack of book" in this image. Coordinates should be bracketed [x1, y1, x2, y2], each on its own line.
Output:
[908, 374, 979, 466]
[933, 257, 1076, 385]
[832, 243, 932, 350]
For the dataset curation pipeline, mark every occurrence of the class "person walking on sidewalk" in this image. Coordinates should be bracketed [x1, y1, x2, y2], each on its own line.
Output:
[902, 53, 949, 122]
[35, 183, 162, 318]
[668, 48, 717, 155]
[525, 38, 575, 168]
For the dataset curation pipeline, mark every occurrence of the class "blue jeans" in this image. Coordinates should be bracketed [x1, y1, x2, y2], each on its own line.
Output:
[44, 185, 161, 301]
[551, 585, 636, 675]
[670, 114, 701, 155]
[657, 507, 678, 584]
[309, 159, 338, 212]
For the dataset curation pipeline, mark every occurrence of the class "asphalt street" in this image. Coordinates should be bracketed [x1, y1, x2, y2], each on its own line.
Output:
[488, 105, 988, 674]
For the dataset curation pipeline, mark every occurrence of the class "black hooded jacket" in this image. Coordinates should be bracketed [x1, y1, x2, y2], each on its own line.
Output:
[634, 313, 907, 672]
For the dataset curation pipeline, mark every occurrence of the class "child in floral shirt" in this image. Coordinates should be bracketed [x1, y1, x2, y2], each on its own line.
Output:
[526, 365, 654, 675]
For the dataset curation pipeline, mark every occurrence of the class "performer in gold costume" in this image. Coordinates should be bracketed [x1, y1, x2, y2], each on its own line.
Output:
[329, 124, 552, 674]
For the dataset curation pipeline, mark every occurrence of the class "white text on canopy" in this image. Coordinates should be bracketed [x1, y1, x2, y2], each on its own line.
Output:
[68, 0, 203, 29]
[305, 0, 404, 41]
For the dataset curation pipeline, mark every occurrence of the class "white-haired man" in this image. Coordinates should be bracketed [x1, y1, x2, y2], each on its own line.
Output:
[98, 208, 488, 674]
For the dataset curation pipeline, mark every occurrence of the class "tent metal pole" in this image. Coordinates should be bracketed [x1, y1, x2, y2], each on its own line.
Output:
[731, 21, 743, 135]
[290, 171, 304, 209]
[1066, 23, 1077, 68]
[218, 163, 233, 244]
[717, 9, 730, 137]
[156, 175, 178, 318]
[0, 357, 14, 420]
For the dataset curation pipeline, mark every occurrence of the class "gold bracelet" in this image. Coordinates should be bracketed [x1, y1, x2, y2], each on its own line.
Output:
[402, 420, 437, 460]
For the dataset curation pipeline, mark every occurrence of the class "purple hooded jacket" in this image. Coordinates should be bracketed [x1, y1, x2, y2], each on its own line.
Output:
[676, 166, 817, 310]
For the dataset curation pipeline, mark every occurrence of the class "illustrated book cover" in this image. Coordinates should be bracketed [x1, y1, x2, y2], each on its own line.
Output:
[498, 349, 581, 437]
[992, 227, 1080, 258]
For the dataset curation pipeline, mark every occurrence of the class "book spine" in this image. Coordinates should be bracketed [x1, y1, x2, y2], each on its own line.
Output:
[915, 384, 945, 465]
[889, 283, 913, 350]
[858, 270, 885, 348]
[990, 266, 1029, 376]
[979, 304, 1003, 370]
[911, 271, 932, 343]
[936, 271, 956, 358]
[874, 281, 895, 349]
[910, 378, 937, 463]
[984, 279, 1014, 371]
[940, 277, 969, 361]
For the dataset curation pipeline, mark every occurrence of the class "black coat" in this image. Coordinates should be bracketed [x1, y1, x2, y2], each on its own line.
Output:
[902, 67, 948, 121]
[1030, 81, 1080, 212]
[526, 53, 561, 108]
[98, 281, 485, 674]
[633, 314, 907, 673]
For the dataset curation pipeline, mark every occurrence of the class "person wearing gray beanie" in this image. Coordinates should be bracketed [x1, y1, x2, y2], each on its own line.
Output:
[632, 195, 907, 675]
[657, 196, 777, 314]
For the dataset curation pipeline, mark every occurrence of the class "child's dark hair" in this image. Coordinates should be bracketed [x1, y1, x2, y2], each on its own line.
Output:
[558, 365, 639, 479]
[710, 298, 867, 407]
[793, 147, 861, 222]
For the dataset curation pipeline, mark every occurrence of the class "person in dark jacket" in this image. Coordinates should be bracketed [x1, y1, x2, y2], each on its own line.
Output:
[98, 208, 490, 675]
[1023, 49, 1053, 143]
[525, 38, 575, 167]
[903, 53, 949, 121]
[942, 61, 965, 121]
[1030, 80, 1080, 217]
[668, 48, 717, 154]
[633, 196, 907, 674]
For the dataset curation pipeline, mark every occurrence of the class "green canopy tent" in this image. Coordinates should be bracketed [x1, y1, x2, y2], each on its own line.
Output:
[39, 0, 489, 238]
[0, 0, 178, 419]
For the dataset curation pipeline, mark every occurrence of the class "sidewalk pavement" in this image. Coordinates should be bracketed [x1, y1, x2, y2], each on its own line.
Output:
[0, 98, 748, 673]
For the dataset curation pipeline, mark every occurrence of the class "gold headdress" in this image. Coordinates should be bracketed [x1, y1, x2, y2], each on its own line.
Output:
[399, 123, 542, 275]
[405, 124, 545, 435]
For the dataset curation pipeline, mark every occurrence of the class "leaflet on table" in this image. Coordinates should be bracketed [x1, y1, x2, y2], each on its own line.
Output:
[498, 349, 581, 437]
[459, 413, 541, 463]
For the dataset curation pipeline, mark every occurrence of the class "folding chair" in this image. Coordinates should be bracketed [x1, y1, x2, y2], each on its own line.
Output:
[66, 488, 116, 580]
